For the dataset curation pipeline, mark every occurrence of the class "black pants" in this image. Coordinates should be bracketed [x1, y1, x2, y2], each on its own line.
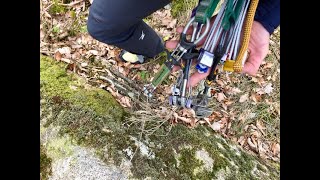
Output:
[87, 0, 171, 58]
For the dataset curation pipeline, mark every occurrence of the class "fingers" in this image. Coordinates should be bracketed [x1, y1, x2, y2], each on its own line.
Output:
[165, 40, 179, 50]
[177, 26, 193, 35]
[187, 68, 211, 87]
[171, 65, 181, 72]
[242, 54, 263, 76]
[242, 62, 257, 76]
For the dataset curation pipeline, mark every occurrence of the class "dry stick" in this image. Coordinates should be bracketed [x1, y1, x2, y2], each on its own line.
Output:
[98, 75, 150, 110]
[58, 0, 84, 7]
[99, 76, 127, 91]
[102, 68, 139, 93]
[109, 67, 142, 91]
[130, 118, 145, 162]
[40, 50, 54, 55]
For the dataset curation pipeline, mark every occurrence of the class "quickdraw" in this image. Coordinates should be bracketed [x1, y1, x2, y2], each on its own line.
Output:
[143, 0, 259, 118]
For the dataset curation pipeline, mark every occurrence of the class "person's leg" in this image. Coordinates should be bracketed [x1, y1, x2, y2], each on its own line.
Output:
[87, 0, 171, 58]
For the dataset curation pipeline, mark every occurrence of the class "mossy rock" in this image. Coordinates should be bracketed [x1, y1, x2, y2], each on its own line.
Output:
[40, 144, 52, 180]
[40, 55, 279, 179]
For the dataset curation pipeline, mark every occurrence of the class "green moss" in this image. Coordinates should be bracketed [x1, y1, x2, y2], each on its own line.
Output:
[40, 55, 125, 117]
[40, 144, 52, 180]
[40, 55, 279, 179]
[46, 135, 75, 160]
[49, 0, 67, 15]
[170, 0, 198, 18]
[171, 0, 186, 18]
[178, 148, 204, 178]
[40, 55, 131, 165]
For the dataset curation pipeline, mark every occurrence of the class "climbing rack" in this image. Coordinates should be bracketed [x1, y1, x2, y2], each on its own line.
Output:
[143, 0, 259, 118]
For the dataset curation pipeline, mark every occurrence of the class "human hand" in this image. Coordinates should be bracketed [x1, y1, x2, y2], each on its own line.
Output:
[165, 17, 216, 88]
[242, 21, 270, 75]
[165, 20, 270, 87]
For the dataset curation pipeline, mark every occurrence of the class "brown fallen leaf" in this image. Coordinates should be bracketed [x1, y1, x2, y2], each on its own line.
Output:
[224, 100, 234, 106]
[88, 50, 98, 56]
[256, 120, 266, 136]
[239, 93, 249, 103]
[238, 136, 246, 146]
[213, 111, 222, 118]
[164, 85, 172, 95]
[217, 92, 226, 102]
[250, 130, 261, 138]
[222, 103, 228, 111]
[106, 86, 118, 97]
[212, 121, 221, 131]
[61, 58, 72, 64]
[216, 79, 225, 87]
[56, 47, 71, 55]
[54, 51, 62, 61]
[247, 137, 257, 152]
[120, 96, 131, 108]
[263, 62, 274, 69]
[263, 83, 273, 94]
[168, 19, 177, 28]
[176, 115, 192, 124]
[250, 93, 262, 103]
[271, 143, 280, 156]
[180, 108, 196, 118]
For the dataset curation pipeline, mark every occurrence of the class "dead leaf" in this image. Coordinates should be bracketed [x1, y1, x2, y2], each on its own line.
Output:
[217, 92, 226, 102]
[238, 136, 245, 146]
[61, 58, 72, 64]
[59, 32, 69, 39]
[106, 86, 117, 97]
[180, 108, 196, 118]
[216, 79, 225, 87]
[81, 62, 88, 67]
[120, 96, 131, 108]
[267, 76, 272, 81]
[40, 29, 45, 40]
[256, 83, 273, 95]
[239, 93, 249, 103]
[250, 93, 262, 103]
[118, 67, 125, 75]
[168, 19, 177, 28]
[263, 62, 274, 69]
[164, 86, 172, 95]
[88, 50, 98, 56]
[247, 137, 257, 152]
[272, 73, 278, 82]
[256, 120, 266, 136]
[250, 130, 261, 138]
[56, 47, 71, 54]
[271, 143, 280, 155]
[264, 83, 273, 94]
[225, 100, 234, 106]
[212, 121, 221, 131]
[222, 103, 227, 110]
[229, 87, 242, 95]
[176, 115, 192, 124]
[251, 77, 265, 86]
[213, 111, 222, 118]
[54, 51, 62, 61]
[157, 95, 165, 102]
[132, 64, 142, 69]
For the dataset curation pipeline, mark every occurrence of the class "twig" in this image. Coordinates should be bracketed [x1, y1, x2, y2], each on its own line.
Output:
[40, 50, 54, 55]
[109, 67, 142, 91]
[58, 0, 84, 7]
[130, 118, 145, 162]
[99, 76, 127, 91]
